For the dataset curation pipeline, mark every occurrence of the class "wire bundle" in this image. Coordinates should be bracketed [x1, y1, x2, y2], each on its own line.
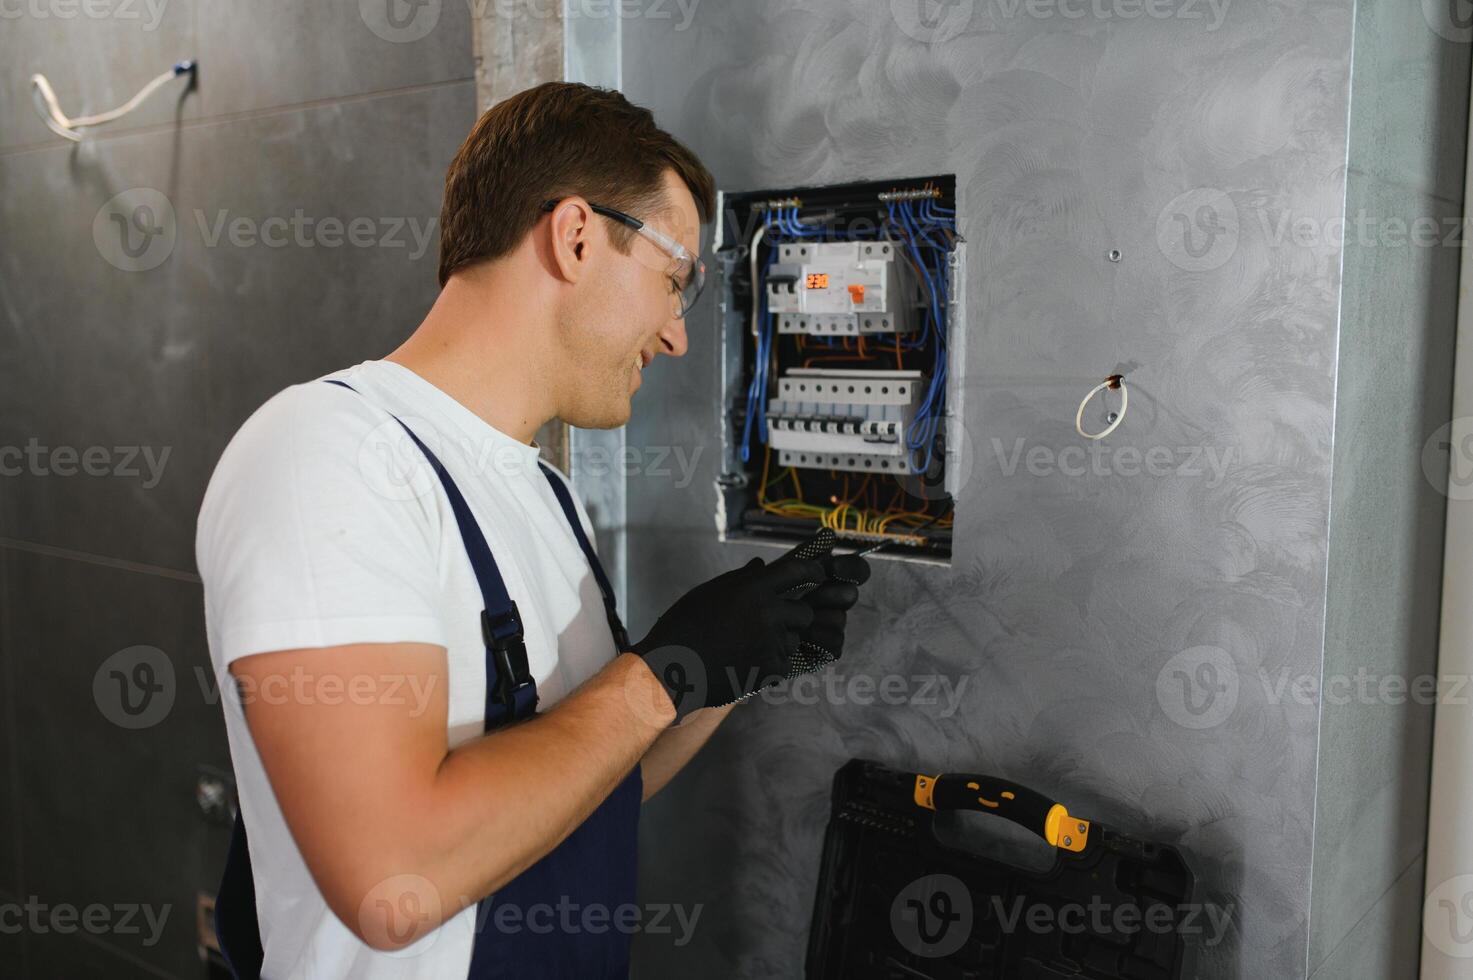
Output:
[755, 447, 955, 544]
[737, 189, 957, 549]
[884, 194, 956, 475]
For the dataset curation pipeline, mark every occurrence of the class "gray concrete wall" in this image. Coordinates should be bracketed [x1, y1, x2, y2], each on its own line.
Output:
[619, 2, 1362, 977]
[0, 4, 475, 975]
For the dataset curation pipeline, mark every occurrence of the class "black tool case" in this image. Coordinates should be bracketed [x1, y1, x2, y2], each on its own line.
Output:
[805, 759, 1199, 979]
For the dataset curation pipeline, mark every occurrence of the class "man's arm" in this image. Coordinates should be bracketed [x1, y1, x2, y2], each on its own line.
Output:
[640, 702, 739, 800]
[232, 642, 673, 951]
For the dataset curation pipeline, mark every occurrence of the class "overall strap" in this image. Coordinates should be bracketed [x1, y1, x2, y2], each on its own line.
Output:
[325, 378, 536, 729]
[537, 461, 632, 653]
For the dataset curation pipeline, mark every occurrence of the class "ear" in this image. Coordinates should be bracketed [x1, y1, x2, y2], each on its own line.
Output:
[545, 198, 596, 285]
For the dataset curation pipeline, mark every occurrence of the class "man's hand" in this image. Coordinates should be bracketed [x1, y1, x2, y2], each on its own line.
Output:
[793, 547, 871, 667]
[633, 554, 825, 720]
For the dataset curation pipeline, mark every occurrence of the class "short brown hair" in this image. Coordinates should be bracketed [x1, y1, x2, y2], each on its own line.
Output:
[437, 82, 716, 287]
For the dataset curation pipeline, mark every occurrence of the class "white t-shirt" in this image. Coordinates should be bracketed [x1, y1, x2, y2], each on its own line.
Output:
[196, 358, 622, 979]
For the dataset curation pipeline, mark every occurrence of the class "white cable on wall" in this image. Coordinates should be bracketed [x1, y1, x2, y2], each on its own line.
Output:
[1075, 375, 1128, 440]
[30, 61, 195, 142]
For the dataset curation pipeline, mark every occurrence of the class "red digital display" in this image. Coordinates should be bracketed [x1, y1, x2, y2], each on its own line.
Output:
[805, 273, 829, 289]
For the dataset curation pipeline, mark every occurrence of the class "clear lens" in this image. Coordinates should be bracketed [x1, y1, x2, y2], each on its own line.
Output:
[677, 257, 706, 317]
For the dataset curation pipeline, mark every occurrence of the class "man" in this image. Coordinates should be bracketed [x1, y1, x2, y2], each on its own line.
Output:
[196, 81, 869, 979]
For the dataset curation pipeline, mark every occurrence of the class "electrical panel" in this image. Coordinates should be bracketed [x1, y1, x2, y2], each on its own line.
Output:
[714, 176, 963, 563]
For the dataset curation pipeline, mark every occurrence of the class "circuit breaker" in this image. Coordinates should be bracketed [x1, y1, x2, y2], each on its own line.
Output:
[766, 368, 924, 474]
[713, 176, 963, 562]
[767, 242, 916, 336]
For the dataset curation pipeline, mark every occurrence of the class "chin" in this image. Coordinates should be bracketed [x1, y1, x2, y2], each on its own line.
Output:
[566, 398, 633, 430]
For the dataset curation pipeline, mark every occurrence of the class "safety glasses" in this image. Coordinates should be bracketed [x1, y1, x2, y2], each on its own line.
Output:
[540, 198, 706, 318]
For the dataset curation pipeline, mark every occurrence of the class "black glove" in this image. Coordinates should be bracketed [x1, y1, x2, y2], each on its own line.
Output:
[633, 552, 826, 721]
[777, 529, 872, 674]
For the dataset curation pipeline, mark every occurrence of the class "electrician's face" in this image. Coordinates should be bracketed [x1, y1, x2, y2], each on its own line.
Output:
[557, 170, 698, 429]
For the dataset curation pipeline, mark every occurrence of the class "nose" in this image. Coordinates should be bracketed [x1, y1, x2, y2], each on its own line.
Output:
[659, 314, 688, 358]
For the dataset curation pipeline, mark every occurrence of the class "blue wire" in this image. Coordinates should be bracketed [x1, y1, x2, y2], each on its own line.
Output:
[745, 197, 956, 472]
[893, 199, 952, 474]
[740, 229, 780, 462]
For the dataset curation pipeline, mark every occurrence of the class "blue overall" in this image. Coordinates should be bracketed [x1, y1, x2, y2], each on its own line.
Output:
[214, 379, 643, 979]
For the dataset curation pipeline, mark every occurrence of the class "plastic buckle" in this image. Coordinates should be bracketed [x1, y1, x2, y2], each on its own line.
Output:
[481, 602, 534, 718]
